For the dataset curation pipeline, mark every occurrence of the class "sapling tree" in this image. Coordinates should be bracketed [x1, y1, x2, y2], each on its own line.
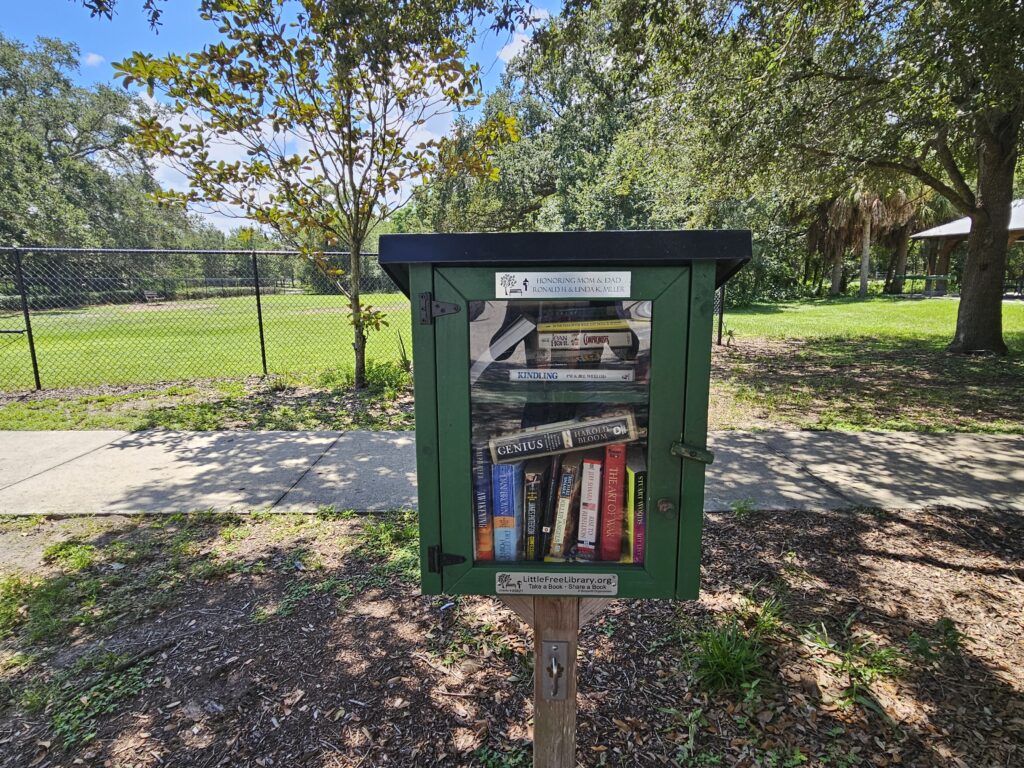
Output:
[116, 0, 519, 386]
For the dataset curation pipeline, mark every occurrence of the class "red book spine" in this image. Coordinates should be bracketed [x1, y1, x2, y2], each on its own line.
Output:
[599, 444, 626, 561]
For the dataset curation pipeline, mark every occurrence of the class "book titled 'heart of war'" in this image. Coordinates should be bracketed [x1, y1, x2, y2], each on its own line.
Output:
[489, 412, 639, 464]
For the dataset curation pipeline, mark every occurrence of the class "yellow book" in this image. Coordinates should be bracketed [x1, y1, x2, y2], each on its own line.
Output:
[536, 319, 632, 333]
[622, 464, 636, 564]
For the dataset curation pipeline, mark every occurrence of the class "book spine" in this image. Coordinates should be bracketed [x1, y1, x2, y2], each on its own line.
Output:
[490, 413, 637, 463]
[537, 455, 562, 561]
[547, 463, 578, 560]
[537, 330, 634, 350]
[537, 319, 631, 332]
[622, 465, 635, 564]
[472, 445, 494, 561]
[599, 444, 627, 561]
[508, 369, 635, 383]
[524, 471, 543, 560]
[577, 458, 602, 560]
[492, 463, 523, 562]
[633, 469, 647, 565]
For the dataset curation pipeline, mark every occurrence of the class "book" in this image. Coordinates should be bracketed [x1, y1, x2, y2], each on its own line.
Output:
[470, 314, 536, 383]
[489, 412, 639, 464]
[577, 453, 603, 560]
[472, 444, 494, 561]
[492, 462, 524, 562]
[598, 444, 627, 561]
[537, 453, 563, 561]
[537, 319, 632, 333]
[537, 330, 634, 350]
[545, 451, 583, 561]
[523, 458, 549, 561]
[508, 368, 635, 383]
[627, 446, 647, 565]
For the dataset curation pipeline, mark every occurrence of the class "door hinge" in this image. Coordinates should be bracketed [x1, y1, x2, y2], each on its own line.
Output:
[419, 292, 461, 324]
[427, 545, 466, 574]
[670, 440, 714, 465]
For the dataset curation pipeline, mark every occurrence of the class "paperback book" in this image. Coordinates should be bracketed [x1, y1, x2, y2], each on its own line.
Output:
[626, 446, 647, 564]
[576, 452, 602, 560]
[523, 459, 549, 561]
[492, 462, 524, 562]
[472, 443, 494, 561]
[545, 451, 583, 561]
[537, 453, 563, 561]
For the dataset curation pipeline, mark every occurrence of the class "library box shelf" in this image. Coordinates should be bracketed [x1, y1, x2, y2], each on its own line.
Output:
[380, 231, 750, 600]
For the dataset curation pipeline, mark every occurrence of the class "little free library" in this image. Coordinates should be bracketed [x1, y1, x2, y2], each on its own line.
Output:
[379, 230, 751, 601]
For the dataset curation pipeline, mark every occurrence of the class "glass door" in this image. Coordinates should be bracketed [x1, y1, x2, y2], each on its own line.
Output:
[434, 266, 691, 598]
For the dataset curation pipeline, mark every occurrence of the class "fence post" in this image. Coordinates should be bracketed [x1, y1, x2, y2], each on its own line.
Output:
[716, 284, 725, 346]
[252, 250, 269, 377]
[13, 250, 42, 390]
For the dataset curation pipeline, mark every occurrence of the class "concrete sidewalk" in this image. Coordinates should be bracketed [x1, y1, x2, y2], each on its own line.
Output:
[0, 429, 1021, 516]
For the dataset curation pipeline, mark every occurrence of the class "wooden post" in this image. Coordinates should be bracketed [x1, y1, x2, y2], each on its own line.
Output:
[533, 596, 579, 768]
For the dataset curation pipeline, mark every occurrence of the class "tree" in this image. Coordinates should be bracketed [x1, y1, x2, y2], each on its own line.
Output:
[0, 34, 200, 249]
[564, 0, 1024, 353]
[117, 0, 519, 387]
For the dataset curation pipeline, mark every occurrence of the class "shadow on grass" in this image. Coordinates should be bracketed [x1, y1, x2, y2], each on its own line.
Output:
[713, 335, 1024, 432]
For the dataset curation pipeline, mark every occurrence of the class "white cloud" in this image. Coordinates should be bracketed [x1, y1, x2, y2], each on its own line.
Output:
[83, 52, 106, 67]
[498, 33, 530, 63]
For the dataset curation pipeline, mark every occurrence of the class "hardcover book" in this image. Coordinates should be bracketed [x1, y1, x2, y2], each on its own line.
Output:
[523, 458, 549, 561]
[577, 453, 603, 560]
[492, 462, 524, 562]
[537, 318, 632, 333]
[598, 444, 627, 561]
[537, 453, 563, 561]
[489, 412, 639, 464]
[627, 446, 647, 565]
[545, 451, 584, 561]
[472, 443, 494, 561]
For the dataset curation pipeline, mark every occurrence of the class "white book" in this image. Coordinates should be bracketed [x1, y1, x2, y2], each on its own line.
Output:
[537, 330, 633, 350]
[577, 456, 602, 559]
[508, 368, 635, 382]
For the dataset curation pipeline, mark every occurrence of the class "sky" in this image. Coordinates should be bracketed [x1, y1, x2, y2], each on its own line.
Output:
[0, 0, 561, 230]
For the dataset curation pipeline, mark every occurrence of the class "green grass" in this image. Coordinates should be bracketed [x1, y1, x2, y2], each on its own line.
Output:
[727, 295, 1024, 347]
[1, 292, 411, 390]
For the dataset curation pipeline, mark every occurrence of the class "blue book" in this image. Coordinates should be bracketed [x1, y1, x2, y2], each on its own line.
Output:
[492, 462, 524, 562]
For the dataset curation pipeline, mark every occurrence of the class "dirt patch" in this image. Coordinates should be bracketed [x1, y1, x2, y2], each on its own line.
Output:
[1, 507, 1020, 767]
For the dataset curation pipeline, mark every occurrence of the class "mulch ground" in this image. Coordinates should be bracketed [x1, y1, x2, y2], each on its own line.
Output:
[1, 506, 1022, 768]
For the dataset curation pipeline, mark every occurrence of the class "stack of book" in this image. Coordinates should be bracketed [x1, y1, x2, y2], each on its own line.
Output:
[473, 413, 647, 564]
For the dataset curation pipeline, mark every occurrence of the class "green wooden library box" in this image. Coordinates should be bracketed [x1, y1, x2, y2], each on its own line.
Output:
[379, 231, 750, 600]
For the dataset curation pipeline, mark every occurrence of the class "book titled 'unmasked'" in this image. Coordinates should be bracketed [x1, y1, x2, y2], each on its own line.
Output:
[489, 412, 639, 464]
[492, 462, 524, 561]
[472, 444, 494, 561]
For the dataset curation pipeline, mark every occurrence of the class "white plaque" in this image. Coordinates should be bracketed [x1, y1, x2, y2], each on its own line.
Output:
[496, 572, 618, 596]
[495, 271, 631, 299]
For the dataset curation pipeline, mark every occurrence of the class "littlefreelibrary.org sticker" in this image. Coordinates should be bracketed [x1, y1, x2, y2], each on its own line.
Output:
[496, 572, 618, 596]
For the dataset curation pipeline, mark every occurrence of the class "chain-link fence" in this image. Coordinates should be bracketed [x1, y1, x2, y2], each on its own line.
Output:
[0, 248, 409, 391]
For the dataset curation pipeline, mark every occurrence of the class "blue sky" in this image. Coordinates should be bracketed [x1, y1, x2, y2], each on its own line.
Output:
[1, 1, 559, 93]
[1, 0, 561, 230]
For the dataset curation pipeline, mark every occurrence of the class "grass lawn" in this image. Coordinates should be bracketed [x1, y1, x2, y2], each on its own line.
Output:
[0, 507, 1020, 766]
[0, 292, 411, 391]
[709, 297, 1024, 434]
[1, 294, 1021, 434]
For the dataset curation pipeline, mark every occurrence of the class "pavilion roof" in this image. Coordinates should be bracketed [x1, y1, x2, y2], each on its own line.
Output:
[912, 199, 1024, 240]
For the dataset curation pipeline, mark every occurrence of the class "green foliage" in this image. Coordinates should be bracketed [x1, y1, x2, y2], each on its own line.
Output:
[907, 617, 965, 662]
[472, 745, 530, 768]
[42, 540, 98, 571]
[805, 613, 902, 712]
[688, 617, 769, 693]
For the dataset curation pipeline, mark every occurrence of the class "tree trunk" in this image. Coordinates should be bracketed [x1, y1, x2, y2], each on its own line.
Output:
[350, 242, 367, 387]
[858, 211, 871, 297]
[829, 244, 844, 296]
[934, 239, 957, 296]
[949, 113, 1019, 355]
[891, 224, 911, 294]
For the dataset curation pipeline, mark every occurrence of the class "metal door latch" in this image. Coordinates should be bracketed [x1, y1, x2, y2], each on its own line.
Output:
[541, 641, 568, 700]
[670, 440, 714, 465]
